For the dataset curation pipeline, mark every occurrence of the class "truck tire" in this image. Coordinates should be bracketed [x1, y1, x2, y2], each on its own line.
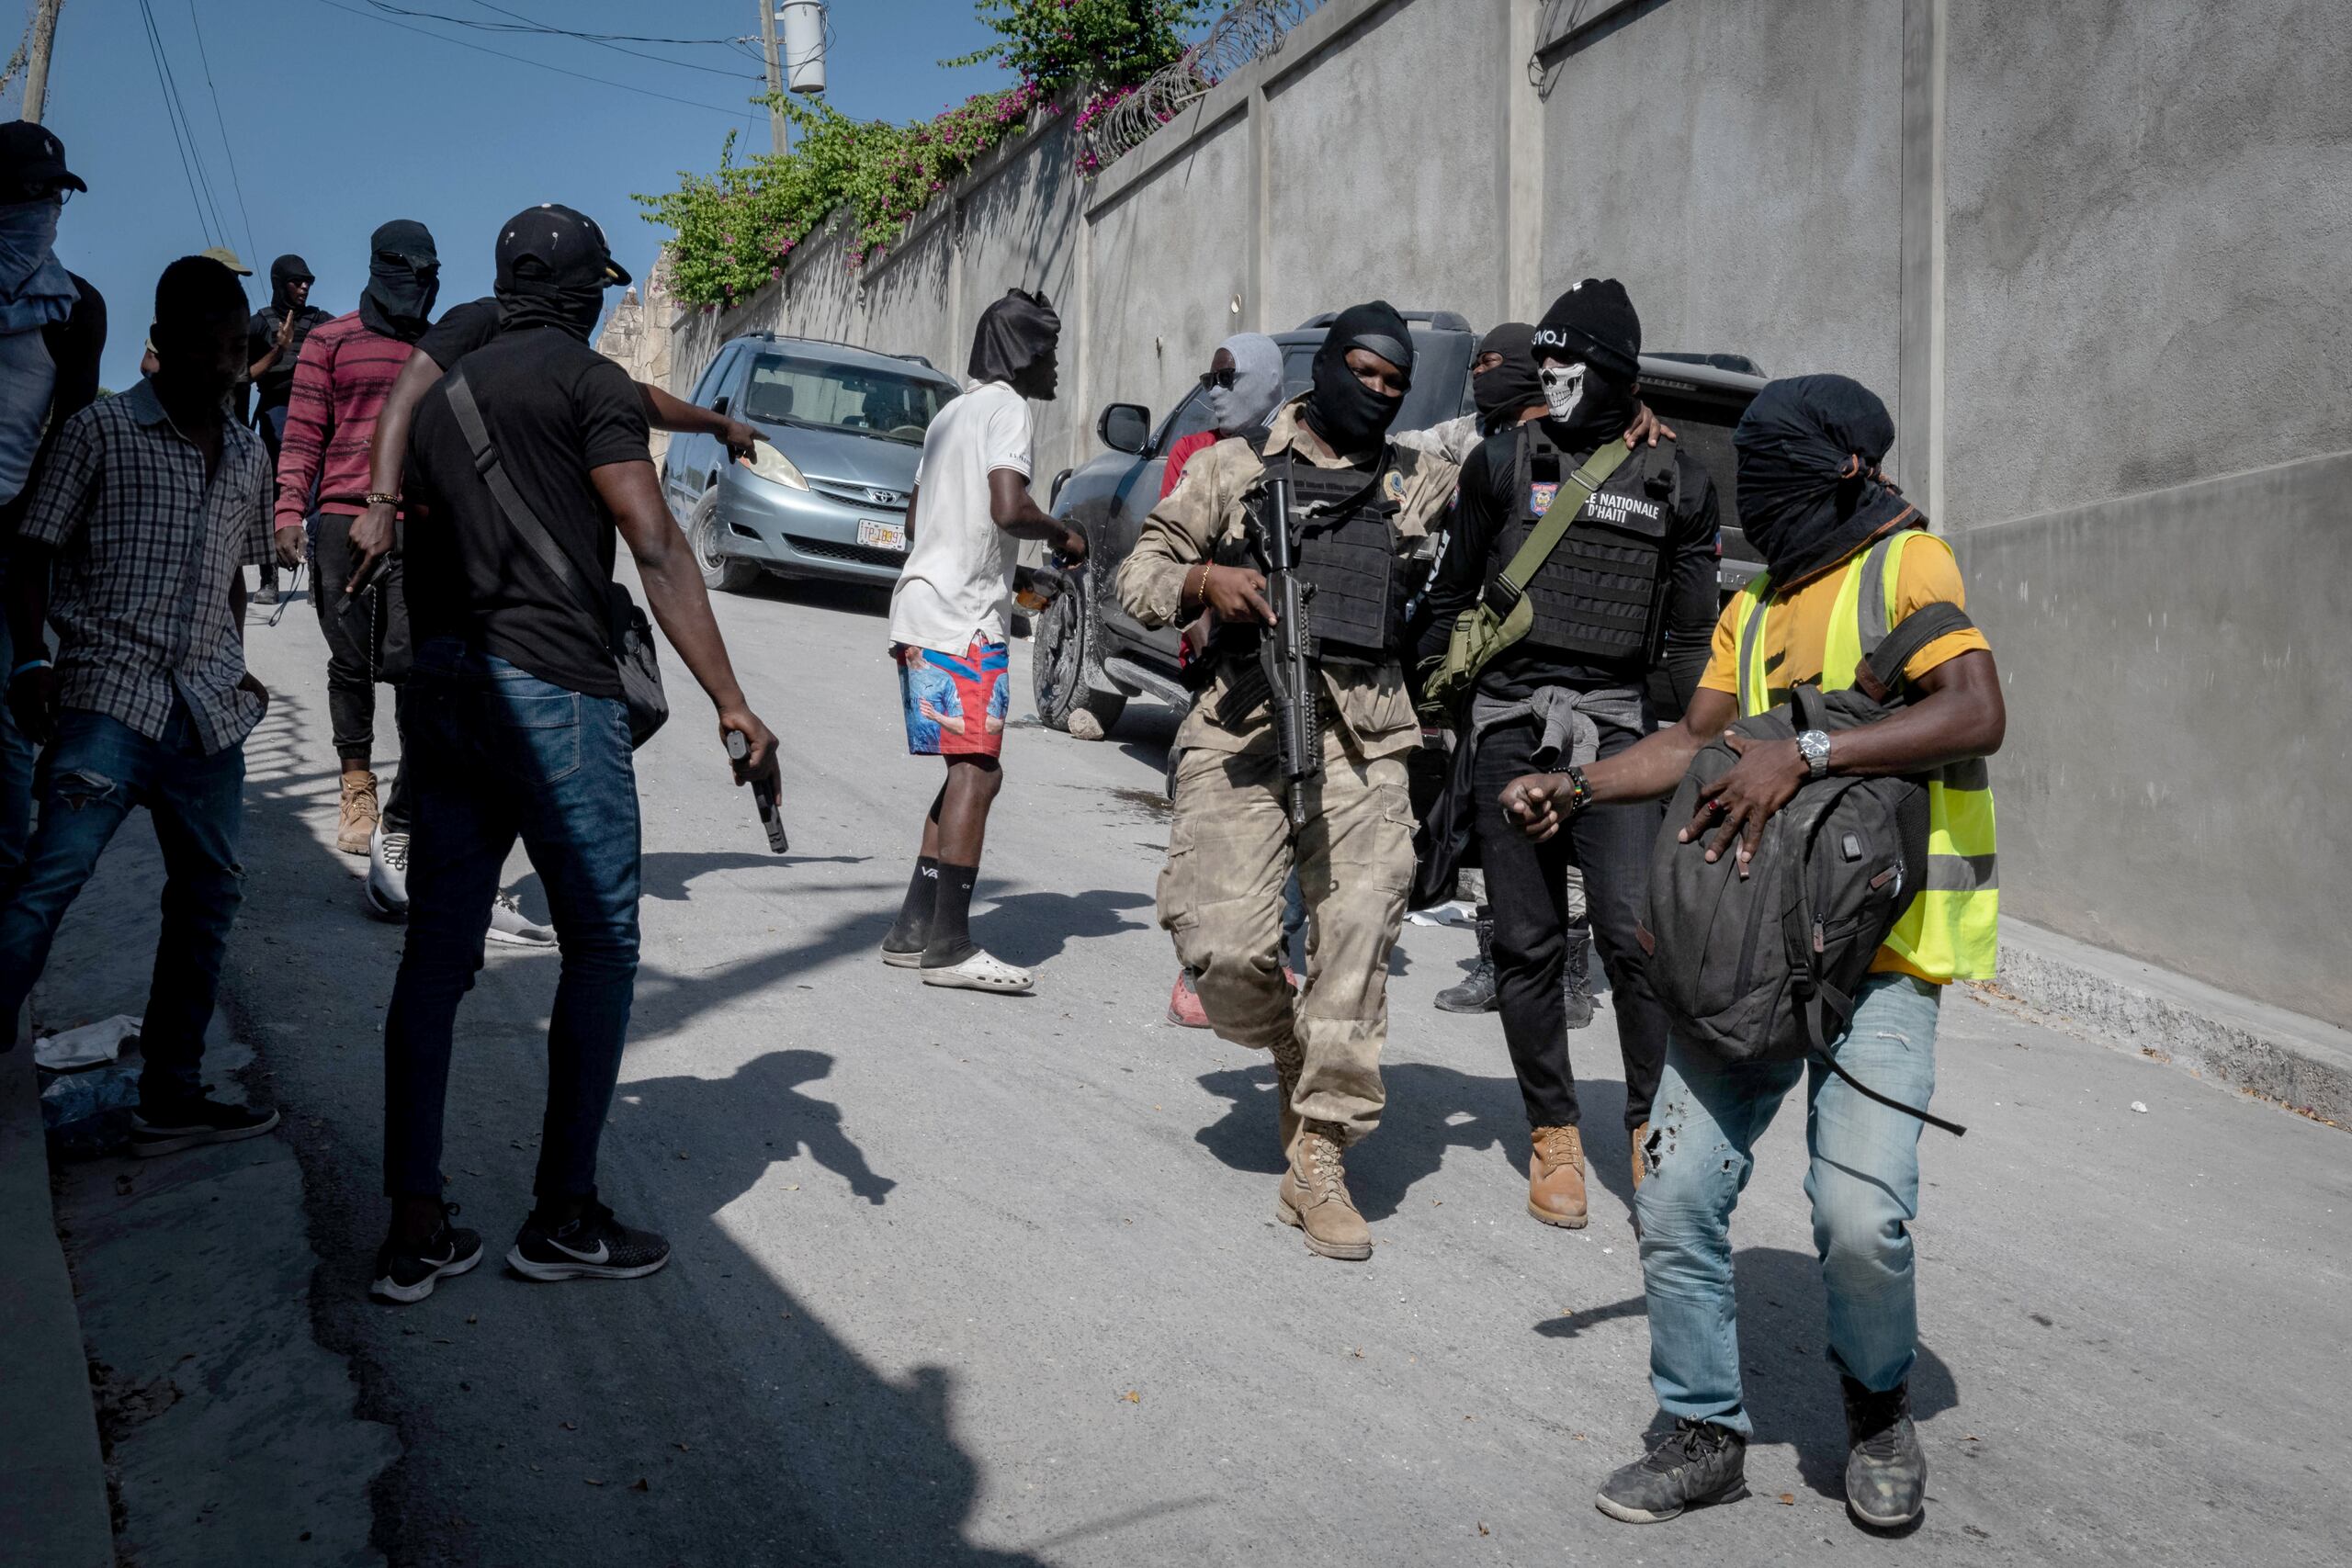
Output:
[1031, 571, 1127, 738]
[690, 488, 762, 594]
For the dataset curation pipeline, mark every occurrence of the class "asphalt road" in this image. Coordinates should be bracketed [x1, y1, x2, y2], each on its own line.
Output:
[227, 573, 2351, 1568]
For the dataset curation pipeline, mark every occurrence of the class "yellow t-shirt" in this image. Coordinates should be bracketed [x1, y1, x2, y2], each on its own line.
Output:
[1698, 530, 1992, 983]
[1699, 531, 1988, 704]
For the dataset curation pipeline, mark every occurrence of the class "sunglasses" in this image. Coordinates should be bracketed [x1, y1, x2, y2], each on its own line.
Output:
[1198, 367, 1238, 390]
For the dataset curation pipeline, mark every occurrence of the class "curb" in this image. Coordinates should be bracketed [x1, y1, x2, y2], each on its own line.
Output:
[1994, 918, 2352, 1129]
[0, 1046, 116, 1568]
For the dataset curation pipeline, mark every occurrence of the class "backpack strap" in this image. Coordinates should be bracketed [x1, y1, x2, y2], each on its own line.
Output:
[1476, 433, 1631, 620]
[1802, 987, 1971, 1136]
[1853, 600, 1976, 704]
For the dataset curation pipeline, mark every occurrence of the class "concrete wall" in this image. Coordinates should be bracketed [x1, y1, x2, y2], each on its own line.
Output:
[650, 0, 2347, 1025]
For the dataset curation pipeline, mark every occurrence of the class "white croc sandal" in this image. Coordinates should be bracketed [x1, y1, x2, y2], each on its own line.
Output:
[921, 950, 1034, 995]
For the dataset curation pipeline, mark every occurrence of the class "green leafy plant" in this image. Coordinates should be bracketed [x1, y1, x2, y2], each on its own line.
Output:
[637, 1, 1209, 307]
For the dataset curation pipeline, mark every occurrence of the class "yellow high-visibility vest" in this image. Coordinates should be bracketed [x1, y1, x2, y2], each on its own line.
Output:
[1730, 529, 1999, 982]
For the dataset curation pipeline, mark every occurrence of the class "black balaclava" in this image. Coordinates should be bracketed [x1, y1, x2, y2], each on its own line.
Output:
[1531, 278, 1640, 447]
[497, 271, 605, 340]
[1303, 299, 1414, 460]
[358, 220, 438, 344]
[1471, 321, 1542, 430]
[1732, 373, 1917, 586]
[268, 254, 313, 314]
[967, 288, 1060, 387]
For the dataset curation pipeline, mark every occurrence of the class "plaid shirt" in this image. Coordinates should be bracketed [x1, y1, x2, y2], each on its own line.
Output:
[18, 379, 273, 754]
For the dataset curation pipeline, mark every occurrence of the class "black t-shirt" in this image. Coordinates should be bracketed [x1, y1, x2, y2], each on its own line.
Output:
[414, 296, 503, 373]
[1414, 421, 1722, 707]
[245, 303, 333, 414]
[403, 325, 651, 698]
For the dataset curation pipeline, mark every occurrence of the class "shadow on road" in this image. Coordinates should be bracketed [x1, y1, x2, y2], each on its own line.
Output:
[224, 676, 1051, 1565]
[741, 573, 894, 619]
[1536, 1245, 1961, 1503]
[978, 886, 1153, 967]
[1191, 1059, 1644, 1221]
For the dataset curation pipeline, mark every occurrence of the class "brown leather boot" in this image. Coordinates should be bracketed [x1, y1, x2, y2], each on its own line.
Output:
[1277, 1124, 1372, 1260]
[1527, 1124, 1589, 1229]
[337, 771, 380, 856]
[1270, 1038, 1305, 1160]
[1630, 1120, 1650, 1193]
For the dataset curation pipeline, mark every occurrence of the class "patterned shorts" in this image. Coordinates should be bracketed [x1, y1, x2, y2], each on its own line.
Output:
[895, 638, 1010, 758]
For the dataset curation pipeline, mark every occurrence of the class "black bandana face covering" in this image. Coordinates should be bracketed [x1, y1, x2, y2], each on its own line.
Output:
[1733, 373, 1916, 584]
[357, 220, 439, 344]
[1304, 299, 1414, 459]
[497, 279, 605, 342]
[1472, 322, 1542, 428]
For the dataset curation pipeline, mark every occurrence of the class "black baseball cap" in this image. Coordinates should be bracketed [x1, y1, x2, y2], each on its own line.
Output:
[494, 203, 631, 291]
[0, 120, 87, 197]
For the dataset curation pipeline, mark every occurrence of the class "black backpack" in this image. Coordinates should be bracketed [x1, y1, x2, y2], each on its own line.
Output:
[1641, 603, 1977, 1135]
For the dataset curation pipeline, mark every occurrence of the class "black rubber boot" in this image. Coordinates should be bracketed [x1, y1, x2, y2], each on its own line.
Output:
[1842, 1378, 1926, 1529]
[1435, 910, 1498, 1013]
[1561, 920, 1596, 1030]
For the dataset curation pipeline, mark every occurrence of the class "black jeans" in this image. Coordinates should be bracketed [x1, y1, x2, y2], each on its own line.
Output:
[311, 511, 412, 830]
[1471, 716, 1668, 1132]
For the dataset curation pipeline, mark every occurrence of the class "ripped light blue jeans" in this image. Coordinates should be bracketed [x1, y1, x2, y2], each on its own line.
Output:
[1634, 972, 1941, 1436]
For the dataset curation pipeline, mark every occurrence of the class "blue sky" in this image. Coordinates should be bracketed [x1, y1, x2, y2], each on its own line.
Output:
[10, 1, 1021, 391]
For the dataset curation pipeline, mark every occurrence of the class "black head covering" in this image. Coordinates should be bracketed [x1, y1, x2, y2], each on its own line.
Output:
[358, 220, 439, 344]
[1471, 321, 1542, 428]
[268, 254, 313, 312]
[494, 204, 628, 342]
[967, 288, 1060, 386]
[1732, 374, 1917, 586]
[1532, 278, 1641, 379]
[1303, 299, 1414, 459]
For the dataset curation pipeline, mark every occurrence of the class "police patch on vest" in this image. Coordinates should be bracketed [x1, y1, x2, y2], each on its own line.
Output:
[1582, 491, 1663, 528]
[1383, 469, 1406, 503]
[1529, 481, 1560, 516]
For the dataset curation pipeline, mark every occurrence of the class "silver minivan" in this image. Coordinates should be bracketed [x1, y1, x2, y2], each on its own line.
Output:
[662, 333, 963, 592]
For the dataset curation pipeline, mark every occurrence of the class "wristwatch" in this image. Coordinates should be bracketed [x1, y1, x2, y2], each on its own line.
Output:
[1796, 728, 1833, 780]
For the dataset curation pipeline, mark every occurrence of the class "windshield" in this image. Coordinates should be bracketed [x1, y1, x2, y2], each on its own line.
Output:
[741, 352, 956, 445]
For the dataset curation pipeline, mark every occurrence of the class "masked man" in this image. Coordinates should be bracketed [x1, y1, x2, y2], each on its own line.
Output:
[274, 221, 443, 872]
[244, 254, 332, 603]
[1415, 281, 1721, 1232]
[1117, 300, 1457, 1261]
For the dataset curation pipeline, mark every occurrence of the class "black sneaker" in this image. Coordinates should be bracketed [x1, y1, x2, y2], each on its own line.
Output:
[1842, 1377, 1927, 1529]
[506, 1201, 671, 1282]
[129, 1092, 282, 1157]
[370, 1204, 484, 1304]
[1596, 1418, 1749, 1524]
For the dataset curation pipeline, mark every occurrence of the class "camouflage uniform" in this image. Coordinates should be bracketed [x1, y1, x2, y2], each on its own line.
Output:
[1117, 400, 1458, 1145]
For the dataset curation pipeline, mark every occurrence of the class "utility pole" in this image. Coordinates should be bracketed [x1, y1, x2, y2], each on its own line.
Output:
[23, 0, 64, 123]
[757, 2, 787, 155]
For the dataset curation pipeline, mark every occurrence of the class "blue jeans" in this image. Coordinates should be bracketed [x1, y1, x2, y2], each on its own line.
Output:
[382, 641, 641, 1202]
[1634, 972, 1941, 1436]
[0, 585, 38, 890]
[0, 704, 244, 1103]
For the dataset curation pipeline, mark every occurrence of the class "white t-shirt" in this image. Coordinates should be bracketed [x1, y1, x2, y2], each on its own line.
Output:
[888, 378, 1033, 654]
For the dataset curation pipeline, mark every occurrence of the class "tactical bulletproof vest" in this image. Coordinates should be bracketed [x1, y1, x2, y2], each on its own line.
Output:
[1249, 442, 1405, 667]
[1502, 428, 1680, 665]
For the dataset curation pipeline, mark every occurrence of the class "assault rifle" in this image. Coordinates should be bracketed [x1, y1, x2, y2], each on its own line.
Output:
[1255, 470, 1320, 827]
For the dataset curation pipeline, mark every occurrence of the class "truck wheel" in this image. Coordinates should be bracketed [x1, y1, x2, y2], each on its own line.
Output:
[1031, 572, 1126, 738]
[690, 489, 762, 593]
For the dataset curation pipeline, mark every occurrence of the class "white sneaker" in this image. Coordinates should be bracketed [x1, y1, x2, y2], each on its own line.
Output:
[485, 892, 557, 948]
[363, 826, 411, 920]
[919, 949, 1034, 995]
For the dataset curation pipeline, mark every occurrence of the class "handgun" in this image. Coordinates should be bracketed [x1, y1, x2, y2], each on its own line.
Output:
[726, 730, 788, 853]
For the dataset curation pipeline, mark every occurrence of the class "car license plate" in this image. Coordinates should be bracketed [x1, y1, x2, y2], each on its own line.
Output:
[857, 517, 907, 552]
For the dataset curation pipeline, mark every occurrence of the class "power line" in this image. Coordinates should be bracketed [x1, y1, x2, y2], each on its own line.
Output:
[364, 1, 752, 47]
[456, 2, 765, 80]
[183, 0, 260, 262]
[140, 0, 235, 246]
[134, 0, 219, 244]
[302, 0, 756, 118]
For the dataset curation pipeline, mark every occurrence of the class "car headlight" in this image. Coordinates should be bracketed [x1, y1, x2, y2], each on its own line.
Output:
[742, 438, 809, 491]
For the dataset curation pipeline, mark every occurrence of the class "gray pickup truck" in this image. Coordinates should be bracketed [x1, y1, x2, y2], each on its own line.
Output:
[1034, 311, 1769, 737]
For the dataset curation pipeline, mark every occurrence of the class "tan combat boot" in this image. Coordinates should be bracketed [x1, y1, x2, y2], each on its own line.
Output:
[1527, 1124, 1589, 1229]
[1270, 1038, 1305, 1161]
[1630, 1120, 1650, 1193]
[337, 771, 380, 856]
[1277, 1124, 1372, 1260]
